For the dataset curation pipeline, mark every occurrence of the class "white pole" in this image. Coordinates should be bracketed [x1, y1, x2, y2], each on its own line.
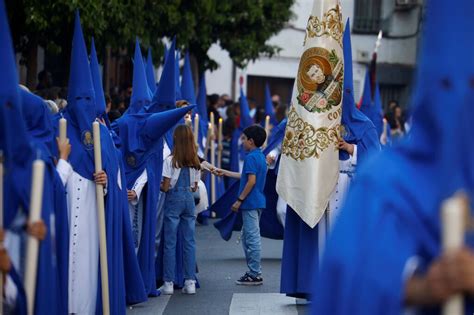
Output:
[24, 159, 45, 315]
[441, 193, 467, 315]
[92, 121, 110, 315]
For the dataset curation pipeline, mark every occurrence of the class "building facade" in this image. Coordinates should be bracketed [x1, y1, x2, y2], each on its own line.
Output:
[206, 0, 423, 111]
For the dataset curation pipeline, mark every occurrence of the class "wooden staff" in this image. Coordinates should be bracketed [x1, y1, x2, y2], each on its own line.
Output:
[92, 121, 110, 315]
[217, 118, 223, 169]
[193, 114, 199, 147]
[0, 152, 3, 314]
[59, 117, 67, 144]
[24, 158, 45, 315]
[441, 192, 468, 315]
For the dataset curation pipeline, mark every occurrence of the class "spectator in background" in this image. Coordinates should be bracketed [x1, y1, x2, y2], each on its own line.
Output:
[105, 94, 112, 113]
[208, 93, 221, 121]
[218, 94, 230, 120]
[36, 70, 53, 91]
[221, 94, 233, 106]
[271, 94, 281, 108]
[388, 105, 405, 142]
[275, 103, 288, 124]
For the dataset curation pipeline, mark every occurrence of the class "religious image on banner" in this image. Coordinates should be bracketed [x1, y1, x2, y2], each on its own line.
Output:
[276, 0, 343, 228]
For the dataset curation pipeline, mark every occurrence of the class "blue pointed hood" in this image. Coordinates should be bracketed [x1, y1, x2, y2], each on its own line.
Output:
[20, 89, 54, 157]
[113, 105, 195, 185]
[90, 37, 107, 118]
[66, 11, 96, 134]
[129, 38, 152, 114]
[372, 82, 384, 136]
[0, 0, 32, 168]
[181, 52, 196, 104]
[264, 83, 278, 125]
[358, 69, 372, 113]
[239, 88, 253, 129]
[197, 74, 208, 122]
[146, 48, 156, 93]
[149, 38, 177, 113]
[340, 20, 377, 160]
[341, 20, 375, 139]
[175, 49, 182, 100]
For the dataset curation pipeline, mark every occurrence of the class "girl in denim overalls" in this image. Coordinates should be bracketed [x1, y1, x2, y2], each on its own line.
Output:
[160, 125, 201, 295]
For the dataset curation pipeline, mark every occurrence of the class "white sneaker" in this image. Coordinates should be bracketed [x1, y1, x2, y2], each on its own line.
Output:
[182, 279, 196, 295]
[161, 281, 174, 295]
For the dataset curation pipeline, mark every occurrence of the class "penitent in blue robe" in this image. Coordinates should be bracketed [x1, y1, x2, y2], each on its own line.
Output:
[313, 2, 474, 313]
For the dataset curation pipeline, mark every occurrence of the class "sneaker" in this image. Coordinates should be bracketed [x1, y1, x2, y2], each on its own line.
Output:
[235, 272, 263, 286]
[160, 281, 174, 295]
[182, 279, 196, 294]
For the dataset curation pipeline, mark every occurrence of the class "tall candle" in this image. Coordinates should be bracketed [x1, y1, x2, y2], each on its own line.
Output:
[210, 122, 216, 204]
[92, 121, 110, 315]
[264, 115, 270, 148]
[59, 117, 67, 143]
[441, 193, 467, 315]
[217, 118, 223, 169]
[193, 114, 199, 145]
[210, 112, 215, 129]
[24, 159, 45, 315]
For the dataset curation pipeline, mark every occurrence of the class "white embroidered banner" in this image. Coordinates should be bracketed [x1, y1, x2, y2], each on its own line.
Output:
[276, 0, 343, 228]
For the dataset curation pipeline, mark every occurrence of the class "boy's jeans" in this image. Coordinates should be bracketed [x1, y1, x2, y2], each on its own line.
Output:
[241, 209, 262, 277]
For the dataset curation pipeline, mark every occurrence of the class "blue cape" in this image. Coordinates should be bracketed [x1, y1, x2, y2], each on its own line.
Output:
[0, 3, 62, 313]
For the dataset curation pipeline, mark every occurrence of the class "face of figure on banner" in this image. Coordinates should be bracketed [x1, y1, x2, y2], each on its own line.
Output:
[307, 64, 325, 84]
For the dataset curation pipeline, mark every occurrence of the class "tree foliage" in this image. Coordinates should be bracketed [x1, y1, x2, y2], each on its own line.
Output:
[6, 0, 295, 74]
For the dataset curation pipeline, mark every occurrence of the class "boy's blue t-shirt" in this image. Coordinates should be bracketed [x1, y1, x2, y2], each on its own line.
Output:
[238, 148, 267, 210]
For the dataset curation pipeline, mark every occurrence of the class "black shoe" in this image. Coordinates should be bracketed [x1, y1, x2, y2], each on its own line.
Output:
[235, 272, 263, 286]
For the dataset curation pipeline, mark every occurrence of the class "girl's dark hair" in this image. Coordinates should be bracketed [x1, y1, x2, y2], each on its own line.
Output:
[172, 124, 201, 170]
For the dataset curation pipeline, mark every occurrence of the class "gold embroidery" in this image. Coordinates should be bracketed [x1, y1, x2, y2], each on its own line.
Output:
[282, 107, 340, 161]
[303, 4, 343, 46]
[328, 108, 342, 121]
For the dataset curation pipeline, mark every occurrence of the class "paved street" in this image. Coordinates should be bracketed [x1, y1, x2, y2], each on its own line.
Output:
[127, 220, 309, 315]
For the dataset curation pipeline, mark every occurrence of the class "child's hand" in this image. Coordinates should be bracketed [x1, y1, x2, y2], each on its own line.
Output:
[231, 200, 241, 212]
[56, 137, 71, 161]
[338, 139, 354, 155]
[27, 220, 47, 241]
[127, 190, 137, 201]
[213, 168, 225, 177]
[94, 170, 107, 186]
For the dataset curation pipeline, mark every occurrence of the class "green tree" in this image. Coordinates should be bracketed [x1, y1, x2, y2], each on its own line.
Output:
[6, 0, 294, 88]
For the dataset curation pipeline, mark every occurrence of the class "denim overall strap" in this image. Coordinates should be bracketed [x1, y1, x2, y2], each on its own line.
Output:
[171, 167, 191, 193]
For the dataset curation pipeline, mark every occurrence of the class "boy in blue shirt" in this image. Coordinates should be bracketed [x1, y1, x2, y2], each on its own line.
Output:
[217, 124, 267, 285]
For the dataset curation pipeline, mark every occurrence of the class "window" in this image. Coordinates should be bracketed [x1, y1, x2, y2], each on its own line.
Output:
[353, 0, 382, 34]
